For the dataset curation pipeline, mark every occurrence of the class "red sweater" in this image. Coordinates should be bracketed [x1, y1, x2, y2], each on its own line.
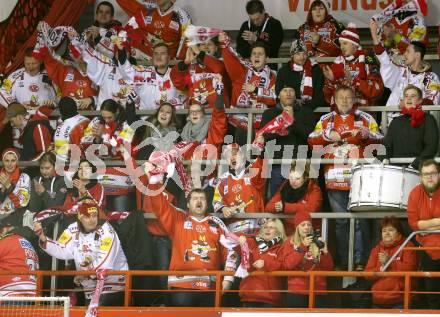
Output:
[365, 238, 419, 306]
[265, 180, 322, 235]
[407, 184, 440, 260]
[281, 239, 333, 295]
[239, 238, 284, 306]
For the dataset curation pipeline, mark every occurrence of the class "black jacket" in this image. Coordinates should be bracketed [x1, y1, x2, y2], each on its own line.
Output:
[384, 113, 439, 168]
[236, 15, 284, 58]
[276, 61, 326, 110]
[109, 210, 154, 270]
[29, 175, 67, 212]
[260, 104, 316, 160]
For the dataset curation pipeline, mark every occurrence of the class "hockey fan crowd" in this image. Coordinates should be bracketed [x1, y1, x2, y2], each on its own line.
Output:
[1, 0, 440, 310]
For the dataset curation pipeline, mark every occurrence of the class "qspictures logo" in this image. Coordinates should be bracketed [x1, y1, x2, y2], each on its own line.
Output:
[288, 0, 393, 11]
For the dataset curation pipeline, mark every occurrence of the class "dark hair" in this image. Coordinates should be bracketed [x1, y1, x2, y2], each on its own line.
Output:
[153, 42, 169, 51]
[380, 216, 404, 235]
[143, 103, 178, 139]
[250, 41, 268, 56]
[39, 152, 56, 167]
[403, 84, 423, 99]
[71, 159, 98, 197]
[246, 0, 265, 14]
[187, 188, 206, 201]
[100, 99, 126, 125]
[24, 47, 34, 58]
[306, 0, 329, 25]
[96, 1, 115, 16]
[419, 159, 440, 173]
[410, 41, 426, 59]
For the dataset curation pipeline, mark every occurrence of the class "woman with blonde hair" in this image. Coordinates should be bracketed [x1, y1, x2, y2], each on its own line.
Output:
[238, 219, 286, 307]
[281, 212, 333, 308]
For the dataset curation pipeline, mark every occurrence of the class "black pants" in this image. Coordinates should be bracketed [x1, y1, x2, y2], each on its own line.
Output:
[285, 293, 327, 308]
[170, 288, 215, 307]
[420, 251, 440, 309]
[85, 291, 124, 306]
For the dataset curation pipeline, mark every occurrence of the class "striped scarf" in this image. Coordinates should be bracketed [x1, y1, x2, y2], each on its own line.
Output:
[292, 59, 314, 100]
[255, 236, 282, 253]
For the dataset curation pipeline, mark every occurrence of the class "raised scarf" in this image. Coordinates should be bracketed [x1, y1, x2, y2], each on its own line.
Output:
[332, 49, 367, 84]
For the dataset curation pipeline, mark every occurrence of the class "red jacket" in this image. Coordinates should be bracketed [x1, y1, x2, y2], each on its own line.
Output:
[239, 237, 284, 306]
[265, 180, 322, 235]
[281, 239, 333, 295]
[365, 237, 419, 306]
[407, 184, 440, 260]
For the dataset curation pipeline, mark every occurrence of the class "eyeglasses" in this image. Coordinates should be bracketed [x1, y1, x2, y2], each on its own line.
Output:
[421, 172, 439, 178]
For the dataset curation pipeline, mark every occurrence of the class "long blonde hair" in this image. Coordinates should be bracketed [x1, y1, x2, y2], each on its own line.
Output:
[258, 219, 287, 242]
[292, 223, 321, 261]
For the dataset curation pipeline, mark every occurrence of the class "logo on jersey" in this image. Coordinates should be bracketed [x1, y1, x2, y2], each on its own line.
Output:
[28, 84, 40, 92]
[154, 21, 165, 29]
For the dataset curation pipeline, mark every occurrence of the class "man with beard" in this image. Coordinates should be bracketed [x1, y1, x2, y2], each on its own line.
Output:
[407, 159, 440, 309]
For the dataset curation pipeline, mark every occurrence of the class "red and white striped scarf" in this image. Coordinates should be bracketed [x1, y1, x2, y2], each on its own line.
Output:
[85, 269, 107, 317]
[291, 59, 315, 100]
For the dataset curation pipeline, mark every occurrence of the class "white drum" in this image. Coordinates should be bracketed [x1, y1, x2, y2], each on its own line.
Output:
[348, 164, 420, 211]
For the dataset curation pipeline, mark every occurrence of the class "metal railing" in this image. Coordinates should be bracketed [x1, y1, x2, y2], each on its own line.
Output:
[2, 268, 440, 311]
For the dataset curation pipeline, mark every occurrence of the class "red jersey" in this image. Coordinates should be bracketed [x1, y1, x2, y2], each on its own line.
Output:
[171, 54, 231, 108]
[0, 234, 38, 297]
[220, 40, 276, 129]
[35, 49, 97, 105]
[213, 157, 266, 234]
[308, 110, 383, 190]
[146, 183, 236, 290]
[298, 16, 344, 58]
[117, 0, 191, 59]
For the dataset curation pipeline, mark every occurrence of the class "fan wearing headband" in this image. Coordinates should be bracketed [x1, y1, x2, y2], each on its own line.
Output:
[34, 200, 128, 306]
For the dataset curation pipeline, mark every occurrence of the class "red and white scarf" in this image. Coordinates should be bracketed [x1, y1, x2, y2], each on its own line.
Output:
[85, 269, 107, 317]
[184, 25, 222, 46]
[332, 49, 367, 84]
[291, 59, 315, 100]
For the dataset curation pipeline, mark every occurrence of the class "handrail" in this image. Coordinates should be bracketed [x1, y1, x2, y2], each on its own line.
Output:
[142, 211, 409, 219]
[381, 229, 440, 271]
[5, 269, 440, 310]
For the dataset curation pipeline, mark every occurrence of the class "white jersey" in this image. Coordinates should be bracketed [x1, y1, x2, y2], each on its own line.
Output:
[377, 49, 440, 120]
[0, 172, 31, 216]
[0, 68, 56, 114]
[79, 43, 137, 109]
[43, 221, 128, 298]
[54, 114, 90, 162]
[119, 62, 187, 110]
